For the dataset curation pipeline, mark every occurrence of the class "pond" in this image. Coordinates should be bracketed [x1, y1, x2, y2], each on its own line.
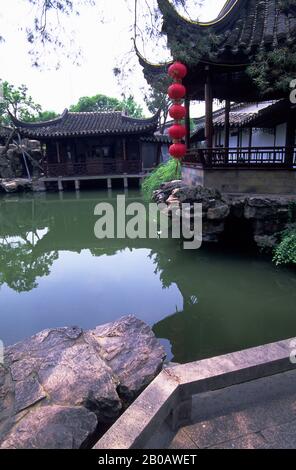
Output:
[0, 189, 295, 363]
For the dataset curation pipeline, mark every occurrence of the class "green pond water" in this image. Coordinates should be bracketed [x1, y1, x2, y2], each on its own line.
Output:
[0, 189, 295, 363]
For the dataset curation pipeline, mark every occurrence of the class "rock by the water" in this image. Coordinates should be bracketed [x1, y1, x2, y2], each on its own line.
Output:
[0, 406, 98, 449]
[0, 315, 165, 449]
[153, 182, 295, 247]
[153, 182, 229, 242]
[0, 178, 32, 193]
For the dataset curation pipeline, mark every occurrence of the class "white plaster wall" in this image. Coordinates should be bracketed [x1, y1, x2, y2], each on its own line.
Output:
[251, 128, 275, 147]
[275, 123, 287, 146]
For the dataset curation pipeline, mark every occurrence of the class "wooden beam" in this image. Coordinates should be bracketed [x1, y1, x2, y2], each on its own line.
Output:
[205, 67, 213, 149]
[185, 96, 191, 149]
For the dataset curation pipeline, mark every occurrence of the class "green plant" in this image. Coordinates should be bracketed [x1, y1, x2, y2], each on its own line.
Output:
[273, 224, 296, 266]
[288, 201, 296, 223]
[141, 159, 181, 200]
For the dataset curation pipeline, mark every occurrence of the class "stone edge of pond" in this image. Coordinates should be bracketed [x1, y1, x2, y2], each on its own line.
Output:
[94, 337, 296, 449]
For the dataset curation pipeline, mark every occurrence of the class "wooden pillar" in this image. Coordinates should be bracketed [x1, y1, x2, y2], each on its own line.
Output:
[285, 108, 295, 167]
[205, 66, 213, 150]
[156, 143, 161, 166]
[185, 96, 191, 149]
[56, 142, 61, 164]
[224, 99, 230, 149]
[122, 138, 127, 161]
[248, 127, 253, 162]
[248, 127, 253, 148]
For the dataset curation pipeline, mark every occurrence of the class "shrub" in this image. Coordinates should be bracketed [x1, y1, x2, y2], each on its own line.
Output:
[273, 224, 296, 266]
[141, 159, 181, 200]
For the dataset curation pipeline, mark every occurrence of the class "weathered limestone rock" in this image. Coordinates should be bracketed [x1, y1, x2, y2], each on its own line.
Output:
[153, 182, 295, 247]
[0, 406, 98, 449]
[153, 183, 230, 242]
[0, 315, 165, 449]
[207, 202, 230, 220]
[0, 178, 32, 193]
[0, 141, 42, 181]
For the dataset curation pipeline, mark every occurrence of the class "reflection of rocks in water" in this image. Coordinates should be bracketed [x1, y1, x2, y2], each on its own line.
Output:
[1, 191, 296, 367]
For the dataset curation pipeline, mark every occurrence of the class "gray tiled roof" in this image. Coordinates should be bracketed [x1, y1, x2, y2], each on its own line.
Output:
[191, 101, 282, 140]
[10, 109, 159, 139]
[158, 0, 296, 59]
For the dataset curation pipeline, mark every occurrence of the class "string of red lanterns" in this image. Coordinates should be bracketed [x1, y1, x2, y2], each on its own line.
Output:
[167, 62, 188, 162]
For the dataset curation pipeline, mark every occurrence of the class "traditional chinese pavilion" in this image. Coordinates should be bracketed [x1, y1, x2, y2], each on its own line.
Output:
[10, 109, 165, 185]
[136, 0, 296, 194]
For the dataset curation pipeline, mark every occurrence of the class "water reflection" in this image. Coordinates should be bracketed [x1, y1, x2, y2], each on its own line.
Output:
[0, 190, 295, 363]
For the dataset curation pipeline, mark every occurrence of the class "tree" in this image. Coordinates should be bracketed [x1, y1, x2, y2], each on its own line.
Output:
[144, 77, 171, 133]
[29, 110, 59, 122]
[0, 81, 41, 124]
[0, 241, 59, 292]
[69, 93, 144, 117]
[0, 1, 202, 67]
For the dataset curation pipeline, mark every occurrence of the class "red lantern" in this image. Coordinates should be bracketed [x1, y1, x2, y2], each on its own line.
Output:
[168, 62, 188, 80]
[169, 104, 186, 120]
[168, 124, 186, 140]
[168, 83, 186, 100]
[169, 143, 187, 159]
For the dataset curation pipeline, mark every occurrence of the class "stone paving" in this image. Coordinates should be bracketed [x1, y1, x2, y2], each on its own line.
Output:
[171, 369, 296, 449]
[145, 369, 296, 449]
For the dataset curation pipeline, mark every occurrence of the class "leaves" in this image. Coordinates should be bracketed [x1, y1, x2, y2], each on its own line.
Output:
[0, 81, 42, 124]
[142, 159, 181, 200]
[273, 227, 296, 266]
[69, 93, 144, 117]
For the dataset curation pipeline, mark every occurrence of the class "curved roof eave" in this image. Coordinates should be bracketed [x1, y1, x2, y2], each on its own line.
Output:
[157, 0, 242, 28]
[9, 109, 69, 129]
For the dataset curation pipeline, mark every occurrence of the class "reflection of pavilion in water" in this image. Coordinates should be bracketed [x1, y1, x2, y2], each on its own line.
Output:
[1, 193, 296, 363]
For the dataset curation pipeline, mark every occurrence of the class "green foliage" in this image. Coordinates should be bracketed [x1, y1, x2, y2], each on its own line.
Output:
[0, 81, 41, 123]
[141, 159, 181, 200]
[144, 74, 171, 133]
[247, 45, 296, 96]
[35, 110, 59, 121]
[69, 93, 144, 118]
[0, 240, 58, 292]
[273, 224, 296, 266]
[288, 201, 296, 222]
[272, 200, 296, 266]
[246, 2, 296, 95]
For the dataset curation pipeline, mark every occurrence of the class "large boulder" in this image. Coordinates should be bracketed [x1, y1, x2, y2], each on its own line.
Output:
[0, 315, 165, 449]
[152, 182, 295, 247]
[153, 182, 230, 242]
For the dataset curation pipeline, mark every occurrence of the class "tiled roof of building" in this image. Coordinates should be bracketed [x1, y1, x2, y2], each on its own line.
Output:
[191, 100, 283, 141]
[158, 0, 296, 61]
[10, 110, 159, 139]
[140, 134, 172, 144]
[137, 1, 296, 101]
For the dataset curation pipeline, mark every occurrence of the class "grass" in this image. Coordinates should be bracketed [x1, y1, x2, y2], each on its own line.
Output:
[141, 159, 181, 200]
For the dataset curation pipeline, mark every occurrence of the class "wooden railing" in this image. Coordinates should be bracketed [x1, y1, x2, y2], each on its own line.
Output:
[184, 146, 296, 169]
[44, 159, 142, 177]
